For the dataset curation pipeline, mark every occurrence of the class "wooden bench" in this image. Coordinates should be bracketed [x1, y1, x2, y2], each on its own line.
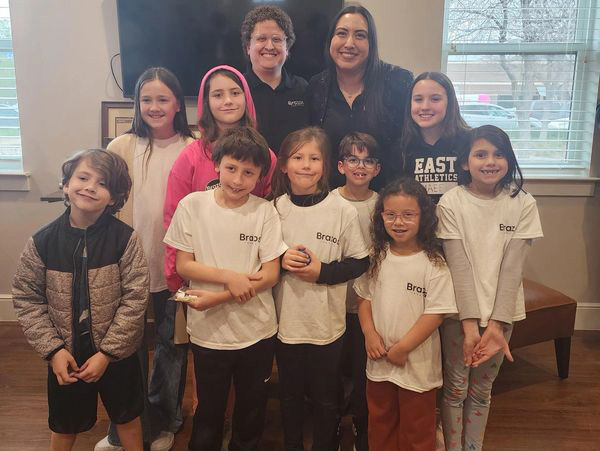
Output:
[510, 279, 577, 379]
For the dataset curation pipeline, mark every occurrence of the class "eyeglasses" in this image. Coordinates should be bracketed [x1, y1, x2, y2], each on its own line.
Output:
[252, 35, 286, 47]
[342, 156, 379, 169]
[381, 210, 419, 223]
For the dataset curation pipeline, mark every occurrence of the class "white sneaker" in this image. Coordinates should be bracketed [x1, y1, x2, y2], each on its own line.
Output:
[94, 436, 123, 451]
[151, 431, 175, 451]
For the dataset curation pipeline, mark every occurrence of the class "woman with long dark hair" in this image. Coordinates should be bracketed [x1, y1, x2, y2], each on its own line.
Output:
[306, 5, 413, 191]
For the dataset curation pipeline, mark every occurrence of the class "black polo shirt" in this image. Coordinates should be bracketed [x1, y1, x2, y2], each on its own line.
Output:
[245, 68, 309, 154]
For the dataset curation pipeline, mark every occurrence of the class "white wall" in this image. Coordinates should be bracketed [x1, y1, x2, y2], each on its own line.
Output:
[1, 0, 598, 328]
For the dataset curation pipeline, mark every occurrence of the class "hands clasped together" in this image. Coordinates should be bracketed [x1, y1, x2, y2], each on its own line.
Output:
[462, 319, 514, 368]
[281, 245, 321, 283]
[50, 348, 110, 385]
[364, 329, 410, 367]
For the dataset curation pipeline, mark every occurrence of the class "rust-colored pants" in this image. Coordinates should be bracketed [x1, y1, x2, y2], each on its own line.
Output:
[367, 380, 436, 451]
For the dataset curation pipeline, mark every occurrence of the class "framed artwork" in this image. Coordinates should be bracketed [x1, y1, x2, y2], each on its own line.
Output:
[101, 101, 134, 147]
[100, 101, 199, 147]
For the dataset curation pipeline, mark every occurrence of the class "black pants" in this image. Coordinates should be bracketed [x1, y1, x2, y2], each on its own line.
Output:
[276, 336, 344, 451]
[342, 313, 369, 451]
[189, 335, 276, 451]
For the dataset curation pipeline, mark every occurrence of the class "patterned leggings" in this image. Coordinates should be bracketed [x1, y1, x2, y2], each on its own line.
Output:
[440, 319, 512, 451]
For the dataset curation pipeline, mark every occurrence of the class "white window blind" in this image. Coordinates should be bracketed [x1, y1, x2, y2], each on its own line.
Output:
[0, 0, 21, 172]
[443, 0, 600, 177]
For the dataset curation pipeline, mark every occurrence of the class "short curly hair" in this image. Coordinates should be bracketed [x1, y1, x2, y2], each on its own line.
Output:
[61, 149, 131, 215]
[369, 177, 444, 279]
[240, 6, 296, 55]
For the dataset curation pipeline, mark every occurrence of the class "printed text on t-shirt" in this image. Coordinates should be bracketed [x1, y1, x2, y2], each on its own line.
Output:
[316, 232, 339, 244]
[240, 233, 261, 242]
[407, 282, 427, 297]
[414, 157, 457, 183]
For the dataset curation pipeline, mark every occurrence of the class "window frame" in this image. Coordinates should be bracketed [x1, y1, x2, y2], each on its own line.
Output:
[442, 0, 600, 178]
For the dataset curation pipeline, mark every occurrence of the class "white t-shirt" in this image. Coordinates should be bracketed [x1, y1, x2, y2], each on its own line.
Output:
[273, 193, 369, 345]
[132, 135, 187, 292]
[437, 186, 543, 326]
[354, 250, 457, 392]
[331, 188, 378, 313]
[164, 190, 287, 350]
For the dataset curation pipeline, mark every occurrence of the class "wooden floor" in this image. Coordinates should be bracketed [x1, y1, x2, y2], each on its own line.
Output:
[1, 322, 599, 450]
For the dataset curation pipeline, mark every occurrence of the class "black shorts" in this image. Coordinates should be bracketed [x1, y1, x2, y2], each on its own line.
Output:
[47, 343, 144, 434]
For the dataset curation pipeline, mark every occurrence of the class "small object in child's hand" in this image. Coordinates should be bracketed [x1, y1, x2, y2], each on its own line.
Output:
[171, 288, 198, 303]
[299, 247, 311, 265]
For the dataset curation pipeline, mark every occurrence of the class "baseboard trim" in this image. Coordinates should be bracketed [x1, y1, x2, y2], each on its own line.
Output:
[574, 302, 600, 330]
[0, 295, 16, 321]
[2, 295, 599, 330]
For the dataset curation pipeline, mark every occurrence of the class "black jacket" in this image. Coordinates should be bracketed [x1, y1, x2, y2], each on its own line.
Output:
[306, 62, 413, 190]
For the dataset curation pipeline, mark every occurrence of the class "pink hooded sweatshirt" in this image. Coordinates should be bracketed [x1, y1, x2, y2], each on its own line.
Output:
[163, 65, 277, 292]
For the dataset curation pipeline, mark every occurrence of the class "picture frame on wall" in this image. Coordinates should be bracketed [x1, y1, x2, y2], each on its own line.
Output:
[101, 101, 135, 147]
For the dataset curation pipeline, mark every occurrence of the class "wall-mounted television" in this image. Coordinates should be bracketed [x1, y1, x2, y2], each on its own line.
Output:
[116, 0, 343, 98]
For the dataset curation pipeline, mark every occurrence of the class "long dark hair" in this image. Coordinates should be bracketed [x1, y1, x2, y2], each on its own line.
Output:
[271, 127, 331, 204]
[457, 125, 524, 197]
[325, 5, 384, 129]
[129, 67, 193, 180]
[400, 71, 470, 150]
[199, 69, 253, 148]
[369, 177, 444, 279]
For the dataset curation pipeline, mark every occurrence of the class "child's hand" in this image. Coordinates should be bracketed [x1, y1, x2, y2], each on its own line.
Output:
[76, 352, 110, 383]
[387, 341, 409, 367]
[282, 245, 311, 270]
[462, 319, 481, 367]
[364, 330, 387, 360]
[292, 248, 321, 283]
[185, 289, 218, 311]
[224, 270, 259, 302]
[50, 349, 79, 385]
[471, 320, 514, 367]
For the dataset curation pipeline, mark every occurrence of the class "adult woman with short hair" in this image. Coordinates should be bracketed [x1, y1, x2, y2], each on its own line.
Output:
[306, 5, 413, 190]
[241, 6, 309, 154]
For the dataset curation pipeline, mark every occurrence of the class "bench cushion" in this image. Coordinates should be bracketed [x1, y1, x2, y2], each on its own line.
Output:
[509, 279, 577, 349]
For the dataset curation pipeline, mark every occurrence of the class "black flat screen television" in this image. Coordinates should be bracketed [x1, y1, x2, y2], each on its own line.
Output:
[116, 0, 343, 98]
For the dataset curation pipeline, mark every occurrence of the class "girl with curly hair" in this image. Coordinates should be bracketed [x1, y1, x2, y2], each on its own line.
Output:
[354, 177, 457, 451]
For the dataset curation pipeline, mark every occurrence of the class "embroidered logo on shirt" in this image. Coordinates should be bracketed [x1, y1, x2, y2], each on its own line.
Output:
[288, 100, 304, 107]
[407, 282, 427, 297]
[499, 224, 516, 232]
[316, 232, 339, 244]
[240, 233, 261, 243]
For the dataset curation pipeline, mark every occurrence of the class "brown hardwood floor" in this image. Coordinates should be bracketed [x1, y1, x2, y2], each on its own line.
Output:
[1, 323, 598, 450]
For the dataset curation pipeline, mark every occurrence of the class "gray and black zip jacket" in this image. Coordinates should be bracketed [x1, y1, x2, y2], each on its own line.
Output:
[12, 208, 149, 362]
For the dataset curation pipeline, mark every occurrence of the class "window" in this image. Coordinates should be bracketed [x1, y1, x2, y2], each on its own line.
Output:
[443, 0, 600, 177]
[0, 0, 21, 172]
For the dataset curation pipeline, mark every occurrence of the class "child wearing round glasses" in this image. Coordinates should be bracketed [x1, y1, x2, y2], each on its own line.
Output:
[354, 177, 457, 450]
[331, 132, 380, 450]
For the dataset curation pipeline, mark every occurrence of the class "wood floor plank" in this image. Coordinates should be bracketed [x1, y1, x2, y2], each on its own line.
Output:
[1, 323, 598, 450]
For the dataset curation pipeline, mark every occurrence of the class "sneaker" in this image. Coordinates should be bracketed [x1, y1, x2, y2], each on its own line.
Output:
[151, 431, 175, 451]
[94, 436, 123, 451]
